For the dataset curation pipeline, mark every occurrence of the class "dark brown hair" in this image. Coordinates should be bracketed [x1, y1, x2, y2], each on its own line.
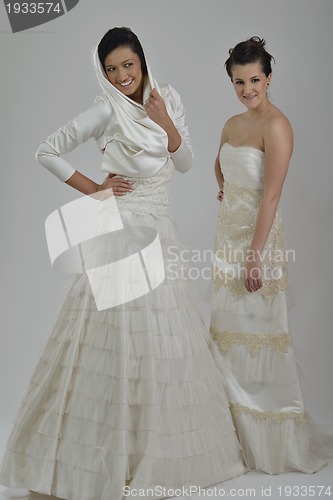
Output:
[225, 36, 275, 80]
[98, 27, 148, 75]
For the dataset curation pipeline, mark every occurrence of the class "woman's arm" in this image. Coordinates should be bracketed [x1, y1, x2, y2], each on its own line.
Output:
[64, 170, 99, 195]
[35, 99, 132, 196]
[245, 116, 293, 292]
[144, 85, 193, 173]
[65, 171, 132, 196]
[215, 122, 230, 200]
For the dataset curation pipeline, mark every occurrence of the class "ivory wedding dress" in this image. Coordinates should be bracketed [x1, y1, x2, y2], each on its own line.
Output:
[210, 143, 326, 474]
[0, 47, 246, 496]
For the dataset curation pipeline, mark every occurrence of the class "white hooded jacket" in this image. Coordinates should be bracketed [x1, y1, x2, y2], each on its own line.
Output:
[36, 44, 193, 182]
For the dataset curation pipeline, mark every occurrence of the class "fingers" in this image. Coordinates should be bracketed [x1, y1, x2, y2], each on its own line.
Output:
[244, 263, 262, 292]
[144, 91, 155, 106]
[252, 278, 262, 291]
[144, 97, 154, 107]
[144, 88, 162, 107]
[245, 278, 252, 293]
[217, 190, 224, 201]
[98, 178, 133, 197]
[110, 179, 132, 188]
[109, 179, 133, 196]
[245, 277, 263, 293]
[245, 278, 256, 293]
[150, 88, 158, 97]
[148, 88, 160, 101]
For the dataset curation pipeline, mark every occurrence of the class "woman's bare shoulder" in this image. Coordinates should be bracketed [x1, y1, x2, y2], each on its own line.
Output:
[264, 106, 293, 151]
[223, 113, 246, 133]
[266, 105, 292, 131]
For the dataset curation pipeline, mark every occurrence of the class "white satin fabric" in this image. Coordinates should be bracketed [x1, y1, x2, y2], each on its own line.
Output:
[219, 143, 265, 189]
[0, 61, 246, 500]
[91, 45, 169, 178]
[36, 47, 193, 182]
[0, 152, 247, 500]
[210, 144, 326, 474]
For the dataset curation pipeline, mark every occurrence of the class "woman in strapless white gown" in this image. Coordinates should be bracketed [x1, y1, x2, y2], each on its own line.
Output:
[210, 36, 326, 474]
[0, 27, 246, 500]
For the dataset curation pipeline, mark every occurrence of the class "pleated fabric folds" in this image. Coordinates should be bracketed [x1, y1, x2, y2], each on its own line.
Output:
[0, 163, 246, 499]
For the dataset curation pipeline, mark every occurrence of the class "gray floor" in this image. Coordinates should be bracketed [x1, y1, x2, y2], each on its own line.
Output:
[1, 464, 332, 499]
[0, 436, 332, 500]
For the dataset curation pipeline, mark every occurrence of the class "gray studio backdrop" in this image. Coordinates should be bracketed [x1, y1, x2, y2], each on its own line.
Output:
[1, 0, 332, 449]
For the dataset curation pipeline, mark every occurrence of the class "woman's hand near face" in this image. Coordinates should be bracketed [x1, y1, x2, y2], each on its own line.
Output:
[144, 88, 171, 128]
[144, 88, 181, 153]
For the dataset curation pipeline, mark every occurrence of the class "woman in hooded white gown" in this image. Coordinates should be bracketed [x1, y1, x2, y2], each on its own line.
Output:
[0, 28, 246, 500]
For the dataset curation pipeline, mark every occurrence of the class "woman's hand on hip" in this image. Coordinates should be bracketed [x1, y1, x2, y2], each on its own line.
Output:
[96, 174, 133, 196]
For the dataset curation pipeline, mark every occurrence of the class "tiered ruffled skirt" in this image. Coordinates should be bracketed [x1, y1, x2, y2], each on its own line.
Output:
[0, 205, 246, 500]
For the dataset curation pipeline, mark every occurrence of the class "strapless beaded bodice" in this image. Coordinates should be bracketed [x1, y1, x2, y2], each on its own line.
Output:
[214, 143, 287, 299]
[220, 143, 265, 189]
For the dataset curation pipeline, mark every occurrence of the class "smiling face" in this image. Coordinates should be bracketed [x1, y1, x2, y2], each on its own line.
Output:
[231, 61, 271, 111]
[104, 46, 144, 103]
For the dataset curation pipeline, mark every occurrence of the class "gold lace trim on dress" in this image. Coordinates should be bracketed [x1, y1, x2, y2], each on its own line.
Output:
[230, 403, 309, 426]
[213, 266, 288, 300]
[210, 327, 293, 356]
[210, 327, 293, 357]
[214, 183, 286, 262]
[213, 181, 288, 300]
